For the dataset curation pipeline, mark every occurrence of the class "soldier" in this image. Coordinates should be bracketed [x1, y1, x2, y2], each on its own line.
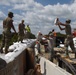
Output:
[25, 25, 31, 33]
[57, 19, 76, 57]
[18, 20, 25, 43]
[25, 25, 31, 38]
[51, 29, 57, 47]
[47, 34, 55, 62]
[0, 12, 16, 54]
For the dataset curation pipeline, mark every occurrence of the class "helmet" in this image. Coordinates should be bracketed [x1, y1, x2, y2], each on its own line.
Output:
[66, 19, 71, 23]
[8, 12, 14, 17]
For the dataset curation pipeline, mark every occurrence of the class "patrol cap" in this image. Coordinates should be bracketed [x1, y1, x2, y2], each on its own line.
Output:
[8, 12, 14, 17]
[66, 19, 71, 23]
[22, 20, 24, 22]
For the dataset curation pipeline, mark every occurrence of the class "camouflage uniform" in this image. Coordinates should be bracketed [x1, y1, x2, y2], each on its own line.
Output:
[47, 35, 54, 62]
[18, 21, 25, 42]
[58, 19, 76, 57]
[64, 24, 75, 56]
[0, 12, 16, 54]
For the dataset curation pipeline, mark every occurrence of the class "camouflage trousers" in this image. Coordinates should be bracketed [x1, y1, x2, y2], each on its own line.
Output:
[0, 31, 11, 53]
[64, 35, 75, 56]
[18, 33, 24, 42]
[25, 32, 31, 39]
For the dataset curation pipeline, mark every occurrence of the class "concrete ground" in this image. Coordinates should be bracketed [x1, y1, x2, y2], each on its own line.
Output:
[39, 44, 75, 65]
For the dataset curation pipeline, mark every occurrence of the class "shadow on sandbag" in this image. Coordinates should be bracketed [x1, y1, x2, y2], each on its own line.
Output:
[0, 58, 7, 70]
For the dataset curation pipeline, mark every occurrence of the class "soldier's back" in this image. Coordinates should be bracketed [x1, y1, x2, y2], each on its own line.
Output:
[3, 17, 13, 32]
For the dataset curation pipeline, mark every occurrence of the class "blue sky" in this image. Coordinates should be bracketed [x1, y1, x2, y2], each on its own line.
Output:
[0, 0, 76, 35]
[35, 0, 73, 5]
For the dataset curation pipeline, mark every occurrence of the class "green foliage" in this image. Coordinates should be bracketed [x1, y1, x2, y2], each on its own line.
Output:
[0, 33, 18, 45]
[28, 33, 36, 39]
[48, 31, 66, 38]
[48, 31, 52, 35]
[0, 32, 36, 45]
[10, 33, 18, 45]
[56, 32, 66, 38]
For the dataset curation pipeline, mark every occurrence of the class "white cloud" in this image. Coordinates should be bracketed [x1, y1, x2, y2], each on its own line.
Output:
[0, 11, 6, 20]
[0, 0, 76, 35]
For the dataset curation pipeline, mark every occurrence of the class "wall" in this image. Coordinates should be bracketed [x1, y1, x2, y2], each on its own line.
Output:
[0, 39, 36, 75]
[40, 57, 72, 75]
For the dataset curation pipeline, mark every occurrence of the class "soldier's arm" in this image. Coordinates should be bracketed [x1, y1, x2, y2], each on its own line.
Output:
[58, 25, 65, 30]
[11, 20, 16, 33]
[3, 20, 6, 28]
[18, 24, 20, 31]
[59, 22, 66, 26]
[24, 24, 26, 31]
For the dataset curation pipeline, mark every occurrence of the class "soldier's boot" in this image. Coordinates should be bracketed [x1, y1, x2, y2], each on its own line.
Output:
[72, 48, 76, 58]
[21, 41, 24, 43]
[0, 47, 3, 53]
[0, 43, 4, 53]
[75, 53, 76, 58]
[50, 57, 53, 62]
[74, 48, 76, 58]
[0, 49, 3, 53]
[64, 47, 69, 58]
[5, 49, 8, 54]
